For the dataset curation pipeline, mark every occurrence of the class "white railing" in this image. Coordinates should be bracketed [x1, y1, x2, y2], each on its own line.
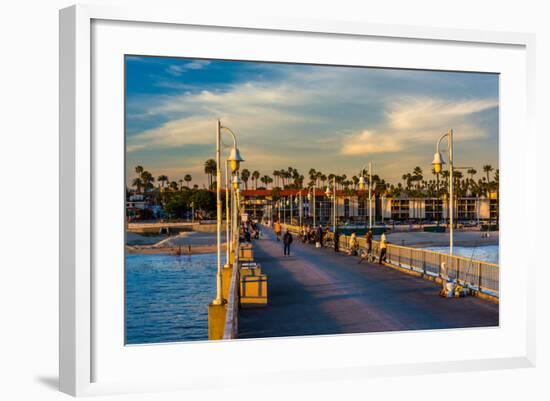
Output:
[282, 224, 499, 297]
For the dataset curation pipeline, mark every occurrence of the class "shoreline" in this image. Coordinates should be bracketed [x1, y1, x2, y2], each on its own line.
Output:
[126, 243, 225, 255]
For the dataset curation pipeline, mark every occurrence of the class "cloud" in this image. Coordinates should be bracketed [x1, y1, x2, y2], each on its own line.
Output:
[127, 116, 213, 153]
[126, 61, 499, 185]
[341, 97, 498, 156]
[341, 130, 402, 155]
[165, 60, 211, 76]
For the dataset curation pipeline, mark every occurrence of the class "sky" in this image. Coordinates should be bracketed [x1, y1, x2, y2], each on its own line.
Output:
[125, 56, 499, 188]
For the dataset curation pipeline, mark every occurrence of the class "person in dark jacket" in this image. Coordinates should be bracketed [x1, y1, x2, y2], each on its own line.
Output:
[333, 230, 340, 252]
[316, 225, 324, 247]
[283, 230, 293, 256]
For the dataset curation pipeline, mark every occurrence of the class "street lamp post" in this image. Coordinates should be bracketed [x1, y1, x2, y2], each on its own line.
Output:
[233, 175, 241, 243]
[288, 194, 294, 225]
[432, 128, 454, 256]
[325, 178, 336, 232]
[225, 160, 231, 265]
[307, 184, 316, 227]
[298, 190, 303, 226]
[213, 119, 244, 306]
[359, 162, 374, 230]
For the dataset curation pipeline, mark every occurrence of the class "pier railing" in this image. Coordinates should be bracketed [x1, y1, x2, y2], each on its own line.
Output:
[281, 224, 499, 297]
[223, 238, 240, 339]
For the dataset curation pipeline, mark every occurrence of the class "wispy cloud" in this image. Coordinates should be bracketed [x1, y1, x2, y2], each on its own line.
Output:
[341, 97, 498, 155]
[126, 59, 499, 185]
[165, 60, 211, 76]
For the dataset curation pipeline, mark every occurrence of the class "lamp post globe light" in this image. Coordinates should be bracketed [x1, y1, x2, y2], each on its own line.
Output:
[213, 119, 244, 306]
[432, 129, 454, 256]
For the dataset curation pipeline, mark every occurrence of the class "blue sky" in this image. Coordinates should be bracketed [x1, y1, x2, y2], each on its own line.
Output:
[126, 55, 498, 187]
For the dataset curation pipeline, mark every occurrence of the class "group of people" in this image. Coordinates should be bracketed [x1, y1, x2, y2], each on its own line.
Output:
[272, 219, 388, 263]
[241, 220, 261, 243]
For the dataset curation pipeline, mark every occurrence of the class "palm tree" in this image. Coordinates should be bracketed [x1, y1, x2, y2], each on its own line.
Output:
[252, 170, 260, 190]
[169, 181, 178, 191]
[467, 168, 477, 181]
[260, 175, 270, 188]
[241, 169, 251, 189]
[273, 170, 280, 188]
[157, 175, 168, 188]
[483, 165, 493, 184]
[135, 165, 144, 176]
[204, 159, 216, 188]
[140, 171, 154, 192]
[184, 174, 192, 187]
[320, 174, 327, 188]
[178, 179, 183, 190]
[308, 168, 317, 185]
[132, 177, 143, 193]
[412, 167, 423, 191]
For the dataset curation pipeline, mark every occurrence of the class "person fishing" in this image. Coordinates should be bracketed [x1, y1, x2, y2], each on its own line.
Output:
[349, 232, 359, 256]
[379, 232, 388, 264]
[358, 230, 374, 264]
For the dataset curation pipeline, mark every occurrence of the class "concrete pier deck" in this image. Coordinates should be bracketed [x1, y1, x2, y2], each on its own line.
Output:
[238, 229, 498, 339]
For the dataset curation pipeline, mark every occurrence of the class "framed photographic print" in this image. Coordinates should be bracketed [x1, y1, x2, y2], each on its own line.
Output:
[59, 4, 536, 397]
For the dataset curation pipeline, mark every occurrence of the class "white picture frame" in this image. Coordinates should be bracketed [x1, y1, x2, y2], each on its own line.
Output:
[59, 4, 536, 397]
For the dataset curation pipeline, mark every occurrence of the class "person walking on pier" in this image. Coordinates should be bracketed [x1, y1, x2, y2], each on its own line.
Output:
[274, 221, 282, 241]
[333, 230, 340, 253]
[379, 232, 387, 264]
[283, 230, 293, 256]
[316, 224, 324, 248]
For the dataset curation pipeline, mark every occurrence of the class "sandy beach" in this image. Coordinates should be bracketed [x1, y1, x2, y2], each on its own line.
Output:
[126, 230, 224, 255]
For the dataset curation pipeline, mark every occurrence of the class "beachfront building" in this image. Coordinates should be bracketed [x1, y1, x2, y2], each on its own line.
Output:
[240, 189, 499, 226]
[379, 196, 497, 224]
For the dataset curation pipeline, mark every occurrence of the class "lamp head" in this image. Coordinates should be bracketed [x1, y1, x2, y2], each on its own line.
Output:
[228, 147, 244, 173]
[325, 186, 332, 197]
[359, 175, 365, 190]
[432, 152, 445, 174]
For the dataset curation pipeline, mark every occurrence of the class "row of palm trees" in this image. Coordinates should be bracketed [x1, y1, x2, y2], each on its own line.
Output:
[132, 165, 194, 193]
[133, 161, 498, 199]
[203, 162, 498, 199]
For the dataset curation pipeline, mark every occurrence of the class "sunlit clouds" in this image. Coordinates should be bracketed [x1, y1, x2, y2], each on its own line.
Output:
[126, 56, 498, 186]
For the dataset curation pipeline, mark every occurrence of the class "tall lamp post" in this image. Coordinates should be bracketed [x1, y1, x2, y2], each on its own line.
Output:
[307, 184, 316, 227]
[325, 177, 337, 232]
[298, 191, 303, 226]
[213, 119, 244, 306]
[359, 162, 374, 230]
[432, 129, 453, 256]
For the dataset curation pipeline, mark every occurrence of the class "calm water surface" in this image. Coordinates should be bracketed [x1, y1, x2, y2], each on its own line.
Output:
[423, 245, 499, 264]
[125, 253, 217, 344]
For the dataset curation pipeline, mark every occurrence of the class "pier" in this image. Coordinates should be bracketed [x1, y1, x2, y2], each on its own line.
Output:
[238, 229, 498, 338]
[210, 225, 498, 340]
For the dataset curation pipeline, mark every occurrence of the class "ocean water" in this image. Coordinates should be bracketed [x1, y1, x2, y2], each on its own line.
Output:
[423, 245, 499, 264]
[125, 253, 217, 345]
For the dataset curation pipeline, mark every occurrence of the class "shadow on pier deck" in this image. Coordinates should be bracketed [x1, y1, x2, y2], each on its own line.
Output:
[238, 230, 498, 339]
